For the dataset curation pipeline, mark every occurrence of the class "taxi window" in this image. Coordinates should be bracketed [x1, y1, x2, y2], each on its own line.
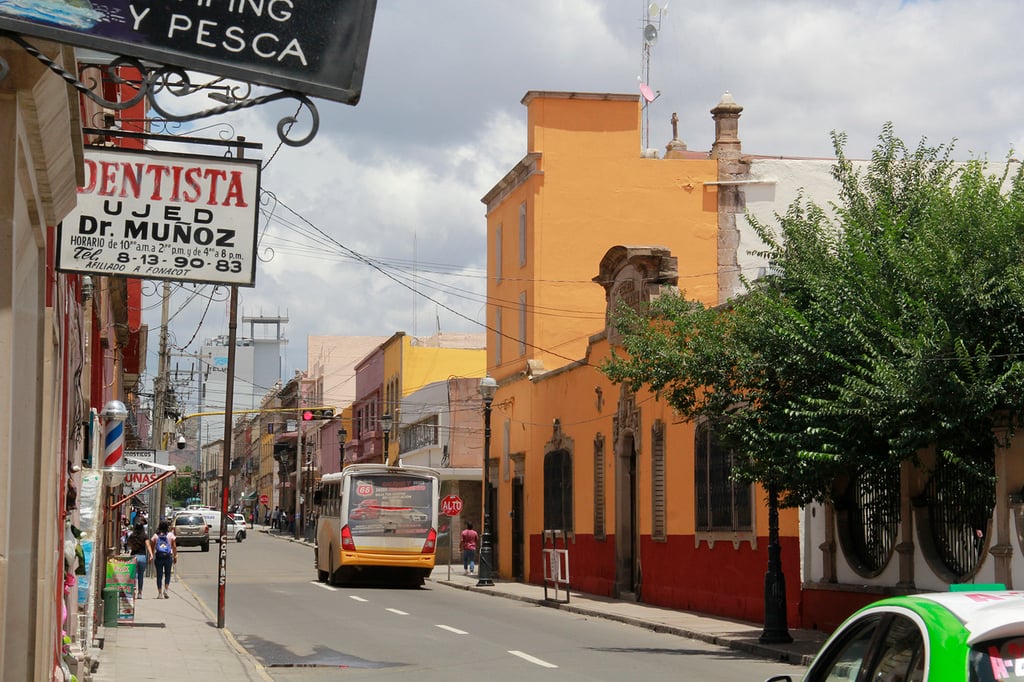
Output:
[970, 636, 1024, 682]
[866, 615, 925, 682]
[815, 617, 881, 682]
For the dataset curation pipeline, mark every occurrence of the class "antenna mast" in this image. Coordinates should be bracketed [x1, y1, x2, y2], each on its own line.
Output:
[640, 2, 667, 151]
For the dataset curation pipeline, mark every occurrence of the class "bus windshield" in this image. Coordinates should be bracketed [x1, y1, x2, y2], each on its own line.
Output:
[347, 473, 434, 538]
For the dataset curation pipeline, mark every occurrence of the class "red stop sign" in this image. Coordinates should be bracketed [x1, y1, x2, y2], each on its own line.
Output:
[441, 494, 463, 516]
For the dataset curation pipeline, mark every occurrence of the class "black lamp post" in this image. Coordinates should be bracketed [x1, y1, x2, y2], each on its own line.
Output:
[477, 376, 497, 587]
[759, 481, 792, 644]
[337, 426, 347, 470]
[381, 413, 393, 465]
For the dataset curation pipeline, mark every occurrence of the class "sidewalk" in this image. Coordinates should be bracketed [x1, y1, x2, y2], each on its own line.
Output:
[88, 578, 271, 682]
[87, 528, 825, 680]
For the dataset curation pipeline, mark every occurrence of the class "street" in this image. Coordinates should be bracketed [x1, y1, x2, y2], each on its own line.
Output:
[173, 530, 807, 681]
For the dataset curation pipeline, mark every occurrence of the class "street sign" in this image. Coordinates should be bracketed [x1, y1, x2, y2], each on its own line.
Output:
[441, 494, 463, 517]
[259, 495, 269, 505]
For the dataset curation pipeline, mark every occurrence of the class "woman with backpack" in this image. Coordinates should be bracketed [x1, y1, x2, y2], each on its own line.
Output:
[126, 523, 152, 597]
[150, 520, 177, 599]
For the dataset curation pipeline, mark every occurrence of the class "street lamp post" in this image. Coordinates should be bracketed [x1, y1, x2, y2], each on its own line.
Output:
[381, 412, 393, 465]
[759, 481, 793, 644]
[477, 376, 497, 587]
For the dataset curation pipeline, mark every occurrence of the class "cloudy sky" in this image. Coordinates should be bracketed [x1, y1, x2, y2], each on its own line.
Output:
[145, 0, 1024, 412]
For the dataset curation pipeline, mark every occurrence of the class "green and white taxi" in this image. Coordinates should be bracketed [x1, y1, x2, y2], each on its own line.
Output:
[767, 588, 1024, 682]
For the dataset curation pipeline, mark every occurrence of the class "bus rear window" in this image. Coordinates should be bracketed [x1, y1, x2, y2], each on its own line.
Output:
[970, 637, 1024, 681]
[348, 475, 433, 536]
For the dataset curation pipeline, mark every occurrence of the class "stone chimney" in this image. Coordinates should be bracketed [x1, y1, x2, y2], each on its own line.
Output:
[710, 91, 743, 161]
[710, 92, 748, 306]
[664, 112, 688, 159]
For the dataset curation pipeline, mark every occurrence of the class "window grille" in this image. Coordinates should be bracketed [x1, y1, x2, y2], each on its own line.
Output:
[837, 465, 900, 576]
[695, 424, 751, 532]
[594, 434, 606, 540]
[920, 454, 994, 579]
[651, 421, 666, 541]
[544, 450, 573, 532]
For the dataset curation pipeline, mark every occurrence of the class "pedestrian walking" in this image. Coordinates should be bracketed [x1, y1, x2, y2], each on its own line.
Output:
[150, 520, 177, 599]
[126, 523, 152, 598]
[271, 506, 281, 530]
[460, 522, 479, 575]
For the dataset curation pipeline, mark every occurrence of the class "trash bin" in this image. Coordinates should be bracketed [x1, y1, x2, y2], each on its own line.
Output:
[102, 587, 119, 627]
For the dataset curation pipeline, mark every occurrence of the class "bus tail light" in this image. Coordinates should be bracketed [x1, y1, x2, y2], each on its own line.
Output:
[421, 528, 437, 554]
[341, 524, 356, 551]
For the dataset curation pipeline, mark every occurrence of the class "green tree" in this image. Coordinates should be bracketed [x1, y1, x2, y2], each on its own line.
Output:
[166, 466, 198, 506]
[603, 126, 1024, 506]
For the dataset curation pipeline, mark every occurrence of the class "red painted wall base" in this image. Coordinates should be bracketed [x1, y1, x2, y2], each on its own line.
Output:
[528, 533, 801, 625]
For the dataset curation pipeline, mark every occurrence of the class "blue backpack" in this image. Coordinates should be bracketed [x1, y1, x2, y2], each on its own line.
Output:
[155, 533, 172, 556]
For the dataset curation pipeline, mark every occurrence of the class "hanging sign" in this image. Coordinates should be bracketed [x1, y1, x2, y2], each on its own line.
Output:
[56, 147, 260, 286]
[0, 0, 377, 105]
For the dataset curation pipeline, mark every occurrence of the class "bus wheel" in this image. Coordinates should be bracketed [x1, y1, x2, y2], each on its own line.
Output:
[317, 550, 329, 583]
[327, 549, 337, 586]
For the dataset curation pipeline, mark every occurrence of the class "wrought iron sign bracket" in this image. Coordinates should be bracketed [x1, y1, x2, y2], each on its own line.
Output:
[0, 31, 320, 147]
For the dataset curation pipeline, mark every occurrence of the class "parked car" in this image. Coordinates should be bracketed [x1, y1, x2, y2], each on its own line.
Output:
[765, 588, 1024, 682]
[173, 513, 210, 552]
[197, 510, 246, 542]
[230, 513, 248, 530]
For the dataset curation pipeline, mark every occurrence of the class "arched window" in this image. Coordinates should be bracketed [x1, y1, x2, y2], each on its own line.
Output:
[915, 445, 995, 581]
[835, 465, 900, 577]
[544, 450, 573, 532]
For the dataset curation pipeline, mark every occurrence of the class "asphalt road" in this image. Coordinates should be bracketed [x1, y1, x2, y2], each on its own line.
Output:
[175, 530, 806, 681]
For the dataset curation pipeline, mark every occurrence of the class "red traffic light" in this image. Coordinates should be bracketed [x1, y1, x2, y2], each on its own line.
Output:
[302, 407, 336, 421]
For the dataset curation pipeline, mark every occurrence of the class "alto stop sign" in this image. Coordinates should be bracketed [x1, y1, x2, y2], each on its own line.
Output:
[441, 494, 463, 516]
[259, 494, 269, 505]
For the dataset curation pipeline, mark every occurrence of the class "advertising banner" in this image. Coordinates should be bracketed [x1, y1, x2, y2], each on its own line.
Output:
[0, 0, 377, 105]
[123, 449, 168, 494]
[105, 557, 136, 624]
[56, 147, 260, 286]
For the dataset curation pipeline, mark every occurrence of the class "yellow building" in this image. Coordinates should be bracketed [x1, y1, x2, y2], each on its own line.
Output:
[480, 91, 801, 624]
[351, 332, 485, 466]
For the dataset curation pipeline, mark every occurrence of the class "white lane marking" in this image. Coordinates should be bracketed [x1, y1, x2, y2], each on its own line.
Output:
[349, 595, 368, 602]
[386, 608, 409, 615]
[313, 582, 336, 591]
[508, 650, 558, 668]
[435, 624, 468, 635]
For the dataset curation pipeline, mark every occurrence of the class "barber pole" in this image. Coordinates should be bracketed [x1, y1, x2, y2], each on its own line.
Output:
[100, 400, 128, 471]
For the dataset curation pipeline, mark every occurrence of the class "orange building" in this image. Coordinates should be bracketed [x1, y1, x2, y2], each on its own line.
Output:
[480, 91, 801, 624]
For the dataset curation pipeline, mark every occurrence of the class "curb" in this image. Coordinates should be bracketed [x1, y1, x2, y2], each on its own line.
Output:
[433, 578, 816, 667]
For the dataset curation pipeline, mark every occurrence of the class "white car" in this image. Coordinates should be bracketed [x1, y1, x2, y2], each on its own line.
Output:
[230, 513, 248, 530]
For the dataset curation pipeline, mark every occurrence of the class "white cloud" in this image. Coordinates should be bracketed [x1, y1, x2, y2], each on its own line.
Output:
[145, 0, 1024, 409]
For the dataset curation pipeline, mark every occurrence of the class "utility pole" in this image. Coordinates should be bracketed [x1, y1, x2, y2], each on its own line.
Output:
[217, 137, 244, 629]
[154, 280, 171, 518]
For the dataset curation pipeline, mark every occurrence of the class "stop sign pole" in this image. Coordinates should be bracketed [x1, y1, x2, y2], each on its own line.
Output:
[441, 495, 463, 580]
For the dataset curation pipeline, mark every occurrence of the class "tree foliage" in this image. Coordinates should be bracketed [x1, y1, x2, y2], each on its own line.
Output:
[166, 466, 198, 505]
[602, 126, 1024, 506]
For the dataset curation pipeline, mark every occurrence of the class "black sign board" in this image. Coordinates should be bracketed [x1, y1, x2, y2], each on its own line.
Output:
[0, 0, 376, 105]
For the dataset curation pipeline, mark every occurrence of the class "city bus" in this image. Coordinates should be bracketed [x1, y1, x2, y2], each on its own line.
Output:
[313, 464, 440, 587]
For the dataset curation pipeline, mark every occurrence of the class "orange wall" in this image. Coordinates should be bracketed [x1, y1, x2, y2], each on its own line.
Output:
[482, 93, 800, 621]
[487, 94, 718, 381]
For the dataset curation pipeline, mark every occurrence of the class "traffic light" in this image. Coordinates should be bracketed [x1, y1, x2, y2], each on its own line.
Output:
[301, 407, 336, 421]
